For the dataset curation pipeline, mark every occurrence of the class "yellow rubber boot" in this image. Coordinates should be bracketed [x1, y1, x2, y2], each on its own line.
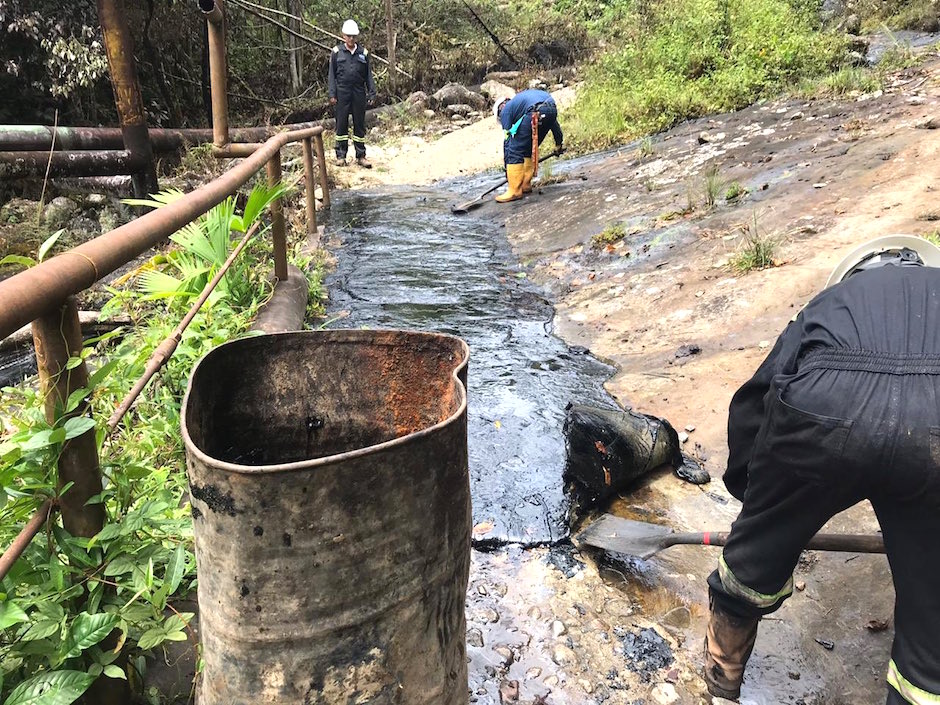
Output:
[522, 157, 534, 193]
[495, 163, 526, 203]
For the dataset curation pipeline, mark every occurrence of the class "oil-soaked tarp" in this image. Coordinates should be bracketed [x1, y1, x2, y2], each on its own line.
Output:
[325, 188, 617, 545]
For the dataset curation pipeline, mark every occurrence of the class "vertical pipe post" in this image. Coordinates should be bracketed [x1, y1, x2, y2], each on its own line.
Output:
[31, 297, 104, 538]
[301, 137, 318, 235]
[314, 133, 331, 208]
[266, 151, 288, 280]
[96, 0, 159, 198]
[203, 0, 230, 147]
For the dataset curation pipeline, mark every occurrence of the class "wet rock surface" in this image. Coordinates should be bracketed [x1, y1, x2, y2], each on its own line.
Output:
[322, 187, 617, 544]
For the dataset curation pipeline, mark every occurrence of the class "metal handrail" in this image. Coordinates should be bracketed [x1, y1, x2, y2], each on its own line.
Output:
[0, 125, 325, 341]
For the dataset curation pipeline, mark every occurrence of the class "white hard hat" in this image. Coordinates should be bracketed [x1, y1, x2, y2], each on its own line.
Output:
[493, 97, 510, 118]
[825, 234, 940, 287]
[341, 19, 360, 36]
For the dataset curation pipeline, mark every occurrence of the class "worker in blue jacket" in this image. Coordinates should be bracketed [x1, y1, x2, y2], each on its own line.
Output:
[328, 19, 377, 168]
[493, 89, 563, 203]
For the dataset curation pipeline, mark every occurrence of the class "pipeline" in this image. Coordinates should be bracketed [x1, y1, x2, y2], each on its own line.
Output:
[0, 125, 324, 340]
[0, 122, 325, 154]
[0, 150, 143, 179]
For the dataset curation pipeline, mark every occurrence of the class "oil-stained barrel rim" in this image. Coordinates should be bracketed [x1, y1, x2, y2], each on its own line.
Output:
[180, 328, 469, 475]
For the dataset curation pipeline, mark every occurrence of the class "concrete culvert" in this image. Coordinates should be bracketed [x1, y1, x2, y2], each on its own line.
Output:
[181, 329, 471, 705]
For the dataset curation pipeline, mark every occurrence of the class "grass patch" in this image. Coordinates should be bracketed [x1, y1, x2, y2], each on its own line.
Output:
[730, 211, 778, 272]
[702, 164, 724, 209]
[592, 222, 627, 248]
[922, 229, 940, 247]
[725, 181, 747, 201]
[813, 66, 880, 97]
[637, 136, 656, 159]
[536, 162, 569, 186]
[564, 0, 849, 149]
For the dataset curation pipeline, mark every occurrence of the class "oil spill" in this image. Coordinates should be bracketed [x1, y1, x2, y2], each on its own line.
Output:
[189, 483, 239, 516]
[616, 626, 674, 682]
[322, 187, 619, 545]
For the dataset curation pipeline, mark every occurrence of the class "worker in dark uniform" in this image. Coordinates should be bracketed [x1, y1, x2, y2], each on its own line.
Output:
[704, 235, 940, 704]
[328, 19, 376, 168]
[493, 89, 563, 203]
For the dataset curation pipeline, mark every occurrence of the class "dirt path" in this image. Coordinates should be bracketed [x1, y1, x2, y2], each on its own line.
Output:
[321, 57, 940, 703]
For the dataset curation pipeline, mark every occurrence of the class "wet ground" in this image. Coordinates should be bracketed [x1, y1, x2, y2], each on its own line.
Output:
[323, 188, 620, 546]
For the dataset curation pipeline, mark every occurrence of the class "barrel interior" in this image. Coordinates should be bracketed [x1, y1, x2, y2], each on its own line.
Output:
[185, 331, 466, 465]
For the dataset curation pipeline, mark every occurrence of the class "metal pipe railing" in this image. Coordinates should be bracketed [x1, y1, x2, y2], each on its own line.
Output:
[0, 125, 325, 341]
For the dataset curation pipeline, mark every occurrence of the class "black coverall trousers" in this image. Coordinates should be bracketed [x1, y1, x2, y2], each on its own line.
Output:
[709, 348, 940, 703]
[335, 88, 367, 160]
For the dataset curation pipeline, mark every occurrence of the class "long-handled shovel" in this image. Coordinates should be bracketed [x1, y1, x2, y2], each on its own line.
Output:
[450, 149, 563, 214]
[574, 514, 886, 560]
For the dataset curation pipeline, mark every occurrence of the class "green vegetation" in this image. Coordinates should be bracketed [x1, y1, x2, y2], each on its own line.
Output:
[702, 165, 724, 209]
[0, 185, 320, 703]
[858, 0, 940, 31]
[592, 222, 627, 248]
[637, 137, 656, 160]
[812, 66, 880, 97]
[725, 181, 747, 201]
[731, 211, 777, 272]
[565, 0, 849, 149]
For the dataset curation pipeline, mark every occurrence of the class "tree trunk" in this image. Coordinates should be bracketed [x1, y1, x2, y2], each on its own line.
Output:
[287, 0, 302, 93]
[385, 0, 397, 94]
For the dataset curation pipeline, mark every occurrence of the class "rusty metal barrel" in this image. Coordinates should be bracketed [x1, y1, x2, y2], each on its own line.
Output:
[181, 330, 471, 704]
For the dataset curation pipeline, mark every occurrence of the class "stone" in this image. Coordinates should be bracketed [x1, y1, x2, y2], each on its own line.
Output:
[42, 196, 78, 228]
[527, 606, 542, 620]
[678, 432, 689, 444]
[98, 206, 122, 233]
[406, 90, 429, 110]
[85, 193, 108, 206]
[697, 131, 711, 144]
[431, 82, 486, 110]
[484, 70, 521, 83]
[445, 103, 474, 117]
[651, 682, 679, 704]
[527, 78, 547, 90]
[467, 628, 484, 648]
[552, 620, 567, 638]
[578, 678, 594, 694]
[843, 13, 861, 35]
[480, 80, 515, 106]
[493, 646, 515, 666]
[604, 599, 633, 618]
[789, 111, 804, 120]
[661, 606, 691, 628]
[543, 674, 559, 688]
[551, 644, 578, 667]
[526, 667, 542, 680]
[477, 584, 488, 596]
[423, 109, 435, 118]
[0, 197, 38, 224]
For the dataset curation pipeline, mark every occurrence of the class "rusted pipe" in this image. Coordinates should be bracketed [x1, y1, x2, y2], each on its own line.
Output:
[199, 0, 223, 24]
[107, 221, 262, 433]
[212, 143, 262, 158]
[32, 297, 105, 538]
[96, 0, 159, 196]
[301, 137, 317, 234]
[0, 123, 325, 153]
[0, 500, 55, 582]
[266, 151, 289, 280]
[0, 150, 144, 178]
[0, 125, 323, 341]
[203, 0, 230, 147]
[314, 133, 330, 208]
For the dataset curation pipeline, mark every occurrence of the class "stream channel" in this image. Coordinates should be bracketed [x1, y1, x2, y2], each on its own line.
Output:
[323, 182, 619, 546]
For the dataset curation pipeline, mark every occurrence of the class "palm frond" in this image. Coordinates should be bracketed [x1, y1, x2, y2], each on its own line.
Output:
[122, 188, 186, 211]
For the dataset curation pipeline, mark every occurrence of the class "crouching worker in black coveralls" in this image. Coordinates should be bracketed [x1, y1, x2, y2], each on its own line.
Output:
[328, 19, 376, 168]
[704, 235, 940, 704]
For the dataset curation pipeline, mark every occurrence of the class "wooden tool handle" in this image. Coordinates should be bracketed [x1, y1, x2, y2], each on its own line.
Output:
[672, 531, 885, 554]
